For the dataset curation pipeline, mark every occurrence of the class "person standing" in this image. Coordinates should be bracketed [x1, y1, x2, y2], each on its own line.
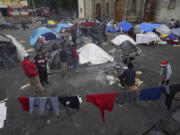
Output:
[34, 50, 49, 85]
[21, 53, 45, 95]
[119, 62, 139, 93]
[160, 60, 172, 110]
[59, 43, 68, 78]
[70, 44, 79, 72]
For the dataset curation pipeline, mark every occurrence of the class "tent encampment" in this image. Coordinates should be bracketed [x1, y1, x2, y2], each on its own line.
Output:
[106, 21, 118, 33]
[77, 43, 113, 65]
[0, 34, 20, 69]
[111, 35, 136, 46]
[54, 23, 70, 33]
[30, 27, 58, 46]
[118, 21, 133, 33]
[139, 22, 162, 33]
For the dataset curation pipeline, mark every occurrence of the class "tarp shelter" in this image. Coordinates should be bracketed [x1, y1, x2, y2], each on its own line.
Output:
[77, 43, 113, 65]
[111, 35, 136, 46]
[171, 28, 180, 37]
[30, 27, 58, 46]
[118, 21, 133, 33]
[48, 47, 73, 69]
[139, 22, 162, 33]
[46, 20, 57, 27]
[162, 34, 178, 41]
[6, 35, 27, 61]
[155, 24, 171, 35]
[0, 34, 20, 69]
[54, 23, 70, 33]
[41, 32, 56, 41]
[136, 32, 160, 45]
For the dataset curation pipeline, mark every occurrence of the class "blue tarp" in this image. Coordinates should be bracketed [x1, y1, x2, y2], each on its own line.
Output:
[118, 21, 133, 32]
[171, 28, 180, 37]
[139, 22, 162, 33]
[54, 23, 70, 33]
[106, 21, 117, 33]
[162, 34, 178, 41]
[30, 27, 57, 46]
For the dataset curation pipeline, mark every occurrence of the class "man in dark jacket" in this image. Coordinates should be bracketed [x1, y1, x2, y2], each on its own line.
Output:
[119, 62, 139, 92]
[59, 43, 68, 77]
[34, 50, 49, 85]
[21, 53, 45, 95]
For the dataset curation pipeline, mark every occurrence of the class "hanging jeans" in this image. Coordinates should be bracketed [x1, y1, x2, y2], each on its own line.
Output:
[29, 97, 60, 116]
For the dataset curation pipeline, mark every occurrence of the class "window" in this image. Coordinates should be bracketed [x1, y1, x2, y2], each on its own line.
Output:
[106, 3, 109, 16]
[168, 0, 176, 9]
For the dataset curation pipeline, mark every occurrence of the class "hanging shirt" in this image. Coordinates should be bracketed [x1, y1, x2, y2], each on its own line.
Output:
[139, 87, 162, 101]
[18, 97, 29, 112]
[115, 91, 137, 105]
[29, 97, 60, 116]
[59, 96, 81, 110]
[86, 92, 117, 122]
[0, 101, 7, 129]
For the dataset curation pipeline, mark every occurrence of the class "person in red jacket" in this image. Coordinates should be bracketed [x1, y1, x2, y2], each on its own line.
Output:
[21, 53, 45, 95]
[70, 44, 79, 72]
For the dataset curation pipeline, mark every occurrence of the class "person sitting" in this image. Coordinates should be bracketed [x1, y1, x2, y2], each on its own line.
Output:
[119, 62, 139, 93]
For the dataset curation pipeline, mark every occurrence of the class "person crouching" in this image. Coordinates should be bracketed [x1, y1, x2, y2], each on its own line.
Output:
[119, 62, 139, 93]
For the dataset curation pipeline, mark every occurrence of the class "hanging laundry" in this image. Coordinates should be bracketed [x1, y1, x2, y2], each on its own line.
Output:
[18, 97, 29, 112]
[116, 91, 137, 105]
[139, 87, 162, 101]
[29, 97, 60, 116]
[59, 96, 82, 110]
[0, 100, 7, 129]
[86, 92, 117, 122]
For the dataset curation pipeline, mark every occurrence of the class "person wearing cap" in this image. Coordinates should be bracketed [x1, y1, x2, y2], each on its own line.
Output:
[119, 62, 139, 93]
[21, 53, 45, 95]
[160, 60, 172, 110]
[34, 50, 49, 85]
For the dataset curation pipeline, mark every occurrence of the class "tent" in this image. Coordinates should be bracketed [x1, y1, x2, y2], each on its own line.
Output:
[106, 21, 118, 33]
[77, 43, 113, 65]
[155, 24, 171, 35]
[162, 34, 178, 41]
[0, 34, 20, 69]
[54, 23, 70, 33]
[171, 28, 180, 37]
[46, 20, 57, 27]
[139, 22, 162, 33]
[30, 27, 58, 46]
[118, 21, 133, 33]
[111, 35, 136, 46]
[136, 32, 160, 44]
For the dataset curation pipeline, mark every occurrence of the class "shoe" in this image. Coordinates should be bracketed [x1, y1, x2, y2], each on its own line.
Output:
[74, 70, 79, 73]
[45, 81, 50, 84]
[41, 90, 46, 95]
[33, 93, 37, 96]
[63, 74, 68, 79]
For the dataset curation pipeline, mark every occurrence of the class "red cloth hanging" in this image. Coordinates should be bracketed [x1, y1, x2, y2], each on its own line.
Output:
[86, 92, 117, 122]
[18, 97, 29, 112]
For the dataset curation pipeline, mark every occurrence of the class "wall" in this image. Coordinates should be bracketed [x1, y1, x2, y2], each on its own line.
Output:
[78, 0, 85, 18]
[155, 0, 180, 22]
[84, 0, 93, 18]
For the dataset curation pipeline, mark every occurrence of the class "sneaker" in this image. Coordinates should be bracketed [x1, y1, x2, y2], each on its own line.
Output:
[63, 74, 68, 79]
[45, 81, 50, 84]
[41, 90, 46, 95]
[33, 93, 37, 96]
[74, 70, 79, 73]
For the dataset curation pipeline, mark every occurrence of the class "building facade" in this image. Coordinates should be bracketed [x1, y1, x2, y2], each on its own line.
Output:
[78, 0, 180, 22]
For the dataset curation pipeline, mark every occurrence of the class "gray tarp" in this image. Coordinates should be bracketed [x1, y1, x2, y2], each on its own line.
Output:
[0, 35, 20, 69]
[171, 28, 180, 37]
